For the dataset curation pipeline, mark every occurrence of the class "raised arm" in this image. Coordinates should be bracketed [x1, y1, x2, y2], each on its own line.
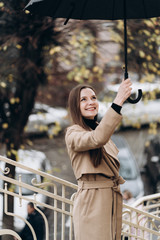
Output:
[65, 78, 132, 152]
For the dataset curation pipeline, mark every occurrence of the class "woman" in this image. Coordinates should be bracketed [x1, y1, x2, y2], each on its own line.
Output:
[65, 79, 132, 240]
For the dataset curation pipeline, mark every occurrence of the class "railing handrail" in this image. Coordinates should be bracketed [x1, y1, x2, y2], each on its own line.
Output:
[131, 192, 160, 208]
[0, 155, 78, 189]
[123, 203, 160, 221]
[0, 154, 160, 240]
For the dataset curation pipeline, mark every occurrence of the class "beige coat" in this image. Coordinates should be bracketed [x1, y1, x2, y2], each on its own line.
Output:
[65, 107, 125, 240]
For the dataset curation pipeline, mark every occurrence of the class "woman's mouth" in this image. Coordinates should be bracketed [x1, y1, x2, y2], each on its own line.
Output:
[86, 107, 96, 111]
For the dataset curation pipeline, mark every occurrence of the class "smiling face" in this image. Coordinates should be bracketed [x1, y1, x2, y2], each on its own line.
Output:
[80, 88, 99, 119]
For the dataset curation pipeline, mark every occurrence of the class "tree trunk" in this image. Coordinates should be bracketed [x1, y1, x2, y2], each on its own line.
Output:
[2, 151, 17, 240]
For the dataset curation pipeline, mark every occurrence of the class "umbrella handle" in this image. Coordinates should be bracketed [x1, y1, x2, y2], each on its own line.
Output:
[127, 89, 142, 104]
[124, 72, 142, 104]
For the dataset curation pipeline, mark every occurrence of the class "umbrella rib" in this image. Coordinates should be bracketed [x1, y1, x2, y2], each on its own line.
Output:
[64, 2, 75, 25]
[52, 0, 63, 21]
[80, 0, 89, 20]
[111, 0, 116, 19]
[142, 0, 148, 18]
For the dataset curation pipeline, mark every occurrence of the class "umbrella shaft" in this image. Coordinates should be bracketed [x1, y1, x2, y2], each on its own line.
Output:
[124, 18, 128, 79]
[123, 0, 128, 79]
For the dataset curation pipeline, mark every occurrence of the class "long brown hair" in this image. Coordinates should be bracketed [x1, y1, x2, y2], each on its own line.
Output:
[68, 84, 103, 167]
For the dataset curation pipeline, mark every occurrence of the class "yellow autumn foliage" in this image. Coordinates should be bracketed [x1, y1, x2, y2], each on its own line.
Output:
[16, 44, 22, 49]
[0, 82, 6, 88]
[0, 2, 4, 7]
[10, 98, 16, 104]
[2, 123, 8, 129]
[49, 46, 61, 55]
[139, 50, 145, 58]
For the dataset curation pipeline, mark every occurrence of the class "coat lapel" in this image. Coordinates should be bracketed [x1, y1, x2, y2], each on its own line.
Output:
[104, 140, 120, 167]
[102, 147, 120, 177]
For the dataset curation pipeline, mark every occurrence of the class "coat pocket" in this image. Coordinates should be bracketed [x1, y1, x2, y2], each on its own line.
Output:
[79, 189, 95, 217]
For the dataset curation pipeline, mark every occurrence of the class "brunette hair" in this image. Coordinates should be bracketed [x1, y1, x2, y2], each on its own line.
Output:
[28, 202, 34, 209]
[123, 190, 133, 200]
[68, 84, 103, 167]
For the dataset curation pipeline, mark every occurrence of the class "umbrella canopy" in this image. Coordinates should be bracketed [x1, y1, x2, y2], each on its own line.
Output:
[25, 0, 160, 104]
[25, 0, 160, 20]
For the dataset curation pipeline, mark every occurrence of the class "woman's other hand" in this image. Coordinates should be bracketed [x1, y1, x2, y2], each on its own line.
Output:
[113, 78, 132, 106]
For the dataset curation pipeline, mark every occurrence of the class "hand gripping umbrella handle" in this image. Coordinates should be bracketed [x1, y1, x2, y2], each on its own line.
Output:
[124, 72, 142, 104]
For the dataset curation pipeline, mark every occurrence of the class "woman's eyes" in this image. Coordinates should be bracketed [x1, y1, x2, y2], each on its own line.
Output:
[80, 98, 86, 102]
[80, 96, 97, 102]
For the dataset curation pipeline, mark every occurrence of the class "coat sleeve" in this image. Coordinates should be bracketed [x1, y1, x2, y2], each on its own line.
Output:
[65, 107, 122, 152]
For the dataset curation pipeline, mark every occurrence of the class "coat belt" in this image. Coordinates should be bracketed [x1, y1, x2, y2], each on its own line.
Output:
[78, 175, 124, 190]
[77, 176, 125, 240]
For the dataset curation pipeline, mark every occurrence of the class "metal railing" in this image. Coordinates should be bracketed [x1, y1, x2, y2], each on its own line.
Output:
[0, 155, 160, 240]
[121, 193, 160, 239]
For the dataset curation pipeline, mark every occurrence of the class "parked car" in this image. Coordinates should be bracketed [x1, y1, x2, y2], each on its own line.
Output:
[25, 102, 69, 137]
[111, 135, 144, 199]
[98, 82, 160, 128]
[0, 149, 51, 231]
[144, 136, 160, 193]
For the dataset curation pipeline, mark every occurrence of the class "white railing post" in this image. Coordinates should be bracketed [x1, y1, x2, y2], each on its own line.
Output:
[54, 183, 58, 240]
[18, 175, 22, 207]
[61, 184, 65, 240]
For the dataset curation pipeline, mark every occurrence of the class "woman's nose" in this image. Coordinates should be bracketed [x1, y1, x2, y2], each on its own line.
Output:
[88, 99, 93, 104]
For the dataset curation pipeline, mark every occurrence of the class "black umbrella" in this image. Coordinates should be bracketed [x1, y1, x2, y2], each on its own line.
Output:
[25, 0, 160, 104]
